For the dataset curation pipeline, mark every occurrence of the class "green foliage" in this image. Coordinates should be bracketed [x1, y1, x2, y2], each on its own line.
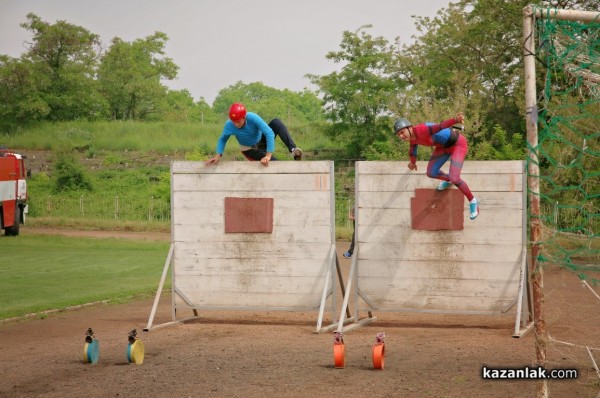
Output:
[471, 125, 525, 160]
[362, 139, 400, 161]
[150, 170, 171, 203]
[0, 56, 51, 130]
[27, 172, 52, 203]
[0, 14, 194, 127]
[1, 12, 324, 128]
[391, 0, 530, 148]
[196, 98, 221, 124]
[20, 13, 108, 121]
[307, 25, 397, 159]
[52, 150, 93, 192]
[96, 166, 168, 195]
[333, 161, 355, 240]
[102, 153, 126, 166]
[213, 81, 324, 124]
[28, 160, 172, 221]
[184, 146, 210, 161]
[160, 89, 199, 122]
[98, 33, 178, 120]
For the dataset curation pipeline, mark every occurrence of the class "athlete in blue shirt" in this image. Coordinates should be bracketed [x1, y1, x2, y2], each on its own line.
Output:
[206, 103, 303, 167]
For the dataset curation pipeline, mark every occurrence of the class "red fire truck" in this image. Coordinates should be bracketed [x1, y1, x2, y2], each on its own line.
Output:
[0, 148, 28, 236]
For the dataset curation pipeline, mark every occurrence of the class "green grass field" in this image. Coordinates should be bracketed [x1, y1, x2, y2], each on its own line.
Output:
[0, 234, 170, 320]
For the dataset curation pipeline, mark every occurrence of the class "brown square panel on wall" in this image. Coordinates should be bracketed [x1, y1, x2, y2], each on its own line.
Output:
[224, 197, 274, 233]
[411, 189, 464, 231]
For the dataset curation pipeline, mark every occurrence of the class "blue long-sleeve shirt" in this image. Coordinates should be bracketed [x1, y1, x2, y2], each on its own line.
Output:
[215, 112, 275, 154]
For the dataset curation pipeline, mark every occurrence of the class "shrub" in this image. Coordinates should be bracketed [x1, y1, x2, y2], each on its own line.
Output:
[52, 151, 93, 192]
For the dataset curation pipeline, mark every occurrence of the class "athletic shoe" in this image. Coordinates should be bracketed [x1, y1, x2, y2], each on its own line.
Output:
[292, 147, 303, 160]
[437, 180, 451, 191]
[469, 198, 480, 220]
[343, 251, 352, 258]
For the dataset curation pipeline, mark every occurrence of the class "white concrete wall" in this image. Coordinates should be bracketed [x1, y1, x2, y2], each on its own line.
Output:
[354, 160, 526, 314]
[170, 161, 335, 311]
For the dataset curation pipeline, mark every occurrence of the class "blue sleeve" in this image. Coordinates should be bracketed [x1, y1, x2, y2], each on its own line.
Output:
[216, 121, 234, 154]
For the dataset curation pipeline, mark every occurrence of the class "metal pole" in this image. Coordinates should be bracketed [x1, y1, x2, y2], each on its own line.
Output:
[523, 5, 547, 397]
[533, 7, 600, 23]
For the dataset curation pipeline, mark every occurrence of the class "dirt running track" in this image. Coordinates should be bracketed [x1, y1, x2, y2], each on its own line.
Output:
[1, 227, 599, 398]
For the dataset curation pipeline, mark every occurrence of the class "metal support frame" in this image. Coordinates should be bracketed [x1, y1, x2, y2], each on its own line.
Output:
[336, 248, 378, 333]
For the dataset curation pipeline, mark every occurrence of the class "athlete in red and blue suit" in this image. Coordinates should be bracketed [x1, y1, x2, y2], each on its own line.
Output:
[393, 112, 480, 220]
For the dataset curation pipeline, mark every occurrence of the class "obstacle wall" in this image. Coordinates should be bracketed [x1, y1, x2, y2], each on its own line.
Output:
[351, 160, 526, 315]
[170, 161, 336, 316]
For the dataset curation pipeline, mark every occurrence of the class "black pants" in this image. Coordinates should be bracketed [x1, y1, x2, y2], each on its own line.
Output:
[241, 118, 297, 161]
[347, 221, 355, 255]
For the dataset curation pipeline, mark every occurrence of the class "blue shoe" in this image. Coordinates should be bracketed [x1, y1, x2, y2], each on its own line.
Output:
[469, 198, 480, 220]
[437, 180, 451, 191]
[343, 251, 352, 258]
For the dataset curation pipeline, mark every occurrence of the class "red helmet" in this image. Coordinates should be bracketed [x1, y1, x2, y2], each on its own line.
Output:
[229, 102, 247, 121]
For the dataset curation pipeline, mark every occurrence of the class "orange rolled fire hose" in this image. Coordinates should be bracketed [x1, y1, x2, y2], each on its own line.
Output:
[372, 332, 385, 370]
[333, 332, 346, 369]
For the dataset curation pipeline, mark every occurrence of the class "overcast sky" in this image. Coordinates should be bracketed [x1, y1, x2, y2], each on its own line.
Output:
[0, 0, 452, 104]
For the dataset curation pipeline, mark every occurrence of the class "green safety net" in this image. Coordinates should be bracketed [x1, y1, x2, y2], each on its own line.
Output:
[530, 7, 600, 280]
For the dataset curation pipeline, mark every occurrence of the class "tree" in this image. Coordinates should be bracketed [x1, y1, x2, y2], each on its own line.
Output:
[0, 55, 50, 129]
[212, 81, 323, 124]
[307, 25, 399, 158]
[158, 89, 198, 122]
[19, 13, 107, 121]
[196, 97, 220, 124]
[471, 124, 526, 160]
[391, 0, 530, 149]
[98, 32, 178, 120]
[212, 81, 277, 116]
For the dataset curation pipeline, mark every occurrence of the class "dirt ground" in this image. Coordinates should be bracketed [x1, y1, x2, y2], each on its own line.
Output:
[1, 227, 599, 398]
